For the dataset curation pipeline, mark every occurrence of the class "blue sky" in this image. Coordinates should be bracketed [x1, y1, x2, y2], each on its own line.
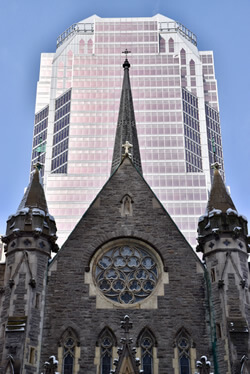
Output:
[0, 0, 249, 235]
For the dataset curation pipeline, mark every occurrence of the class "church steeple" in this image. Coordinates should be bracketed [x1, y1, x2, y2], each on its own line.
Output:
[111, 52, 142, 175]
[4, 164, 57, 249]
[206, 164, 236, 214]
[0, 165, 58, 373]
[197, 164, 248, 251]
[197, 164, 250, 373]
[17, 165, 48, 213]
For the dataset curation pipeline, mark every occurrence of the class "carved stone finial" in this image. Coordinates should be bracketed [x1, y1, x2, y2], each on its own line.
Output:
[122, 141, 133, 157]
[196, 355, 211, 374]
[43, 355, 58, 374]
[112, 315, 141, 374]
[211, 161, 221, 170]
[121, 315, 133, 335]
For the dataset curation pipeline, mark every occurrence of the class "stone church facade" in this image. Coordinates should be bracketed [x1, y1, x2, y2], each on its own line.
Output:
[0, 57, 249, 374]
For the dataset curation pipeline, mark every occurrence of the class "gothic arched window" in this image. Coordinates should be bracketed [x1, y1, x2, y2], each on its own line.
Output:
[159, 36, 166, 53]
[63, 338, 75, 374]
[88, 39, 93, 54]
[174, 328, 192, 374]
[59, 328, 79, 374]
[137, 328, 156, 374]
[168, 38, 174, 53]
[97, 327, 116, 374]
[178, 337, 190, 374]
[79, 39, 85, 54]
[180, 49, 186, 65]
[189, 60, 196, 76]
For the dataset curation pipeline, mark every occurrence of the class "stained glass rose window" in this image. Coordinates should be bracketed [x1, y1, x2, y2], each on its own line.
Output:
[94, 242, 159, 304]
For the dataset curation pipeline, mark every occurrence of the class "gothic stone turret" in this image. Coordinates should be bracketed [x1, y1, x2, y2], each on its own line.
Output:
[197, 166, 250, 374]
[0, 166, 58, 374]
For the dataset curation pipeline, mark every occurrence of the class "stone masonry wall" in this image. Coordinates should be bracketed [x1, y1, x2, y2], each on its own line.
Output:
[41, 158, 211, 373]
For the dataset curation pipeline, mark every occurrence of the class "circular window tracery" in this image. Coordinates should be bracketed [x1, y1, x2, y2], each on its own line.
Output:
[94, 241, 159, 304]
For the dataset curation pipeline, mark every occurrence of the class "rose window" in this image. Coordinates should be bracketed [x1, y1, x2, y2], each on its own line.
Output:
[94, 242, 159, 304]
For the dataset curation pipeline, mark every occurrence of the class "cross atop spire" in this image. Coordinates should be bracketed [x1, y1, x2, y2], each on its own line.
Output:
[110, 54, 142, 175]
[122, 49, 131, 69]
[122, 48, 131, 56]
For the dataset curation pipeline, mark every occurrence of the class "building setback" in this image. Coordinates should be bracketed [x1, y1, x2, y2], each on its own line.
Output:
[0, 56, 249, 374]
[31, 14, 223, 247]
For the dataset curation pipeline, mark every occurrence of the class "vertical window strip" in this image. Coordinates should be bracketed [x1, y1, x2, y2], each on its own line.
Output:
[141, 336, 153, 374]
[98, 329, 116, 374]
[177, 335, 191, 374]
[63, 337, 75, 374]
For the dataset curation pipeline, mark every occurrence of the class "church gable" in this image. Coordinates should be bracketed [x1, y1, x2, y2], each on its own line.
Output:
[41, 156, 208, 371]
[55, 156, 200, 266]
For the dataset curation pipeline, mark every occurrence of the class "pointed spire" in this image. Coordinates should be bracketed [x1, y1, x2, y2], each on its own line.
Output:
[17, 165, 48, 213]
[111, 53, 142, 174]
[207, 166, 236, 213]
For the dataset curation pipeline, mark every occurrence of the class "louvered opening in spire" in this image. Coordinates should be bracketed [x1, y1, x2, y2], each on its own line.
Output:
[111, 56, 142, 175]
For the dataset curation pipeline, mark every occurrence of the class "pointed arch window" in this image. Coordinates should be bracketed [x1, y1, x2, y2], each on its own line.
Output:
[174, 328, 192, 374]
[168, 38, 174, 53]
[88, 39, 93, 54]
[79, 39, 85, 54]
[59, 328, 79, 374]
[159, 36, 166, 53]
[189, 60, 196, 76]
[180, 49, 186, 65]
[137, 329, 156, 374]
[97, 327, 116, 374]
[178, 338, 190, 374]
[63, 338, 75, 374]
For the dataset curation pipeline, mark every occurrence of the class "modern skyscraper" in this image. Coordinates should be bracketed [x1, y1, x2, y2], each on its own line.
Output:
[32, 14, 223, 247]
[1, 59, 249, 373]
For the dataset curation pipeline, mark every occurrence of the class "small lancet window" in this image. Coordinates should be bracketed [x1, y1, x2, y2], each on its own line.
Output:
[142, 337, 153, 374]
[60, 328, 79, 374]
[97, 327, 116, 374]
[168, 38, 174, 53]
[79, 39, 85, 54]
[211, 268, 216, 283]
[189, 60, 196, 76]
[137, 328, 156, 374]
[63, 338, 75, 374]
[178, 338, 190, 374]
[216, 323, 222, 339]
[180, 49, 186, 65]
[174, 328, 192, 374]
[88, 39, 93, 54]
[101, 336, 112, 374]
[159, 36, 166, 53]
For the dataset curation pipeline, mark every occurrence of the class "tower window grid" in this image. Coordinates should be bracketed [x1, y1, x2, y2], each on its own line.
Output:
[51, 89, 72, 173]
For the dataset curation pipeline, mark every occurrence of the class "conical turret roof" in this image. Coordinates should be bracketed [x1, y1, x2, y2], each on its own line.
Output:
[111, 55, 142, 174]
[17, 166, 48, 213]
[207, 167, 236, 213]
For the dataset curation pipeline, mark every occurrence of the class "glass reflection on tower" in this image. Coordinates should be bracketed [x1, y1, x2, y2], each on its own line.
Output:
[31, 15, 223, 247]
